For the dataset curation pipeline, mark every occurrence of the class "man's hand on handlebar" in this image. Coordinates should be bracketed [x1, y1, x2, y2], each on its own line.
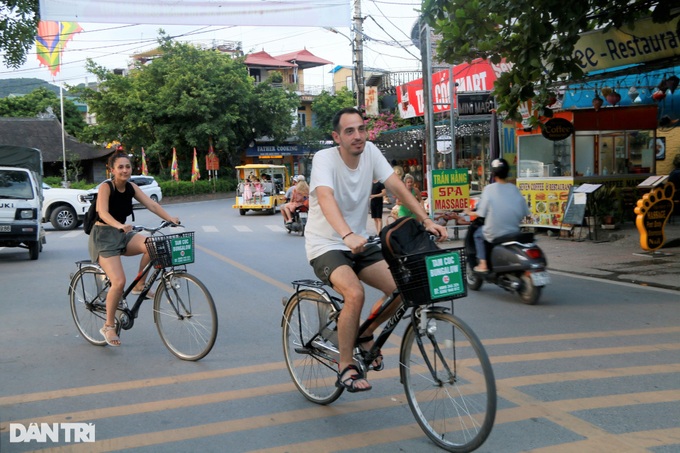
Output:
[423, 218, 448, 241]
[343, 232, 368, 253]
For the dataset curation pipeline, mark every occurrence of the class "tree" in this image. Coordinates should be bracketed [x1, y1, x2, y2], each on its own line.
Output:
[422, 0, 679, 121]
[0, 87, 87, 138]
[310, 87, 355, 137]
[72, 34, 299, 173]
[0, 0, 40, 68]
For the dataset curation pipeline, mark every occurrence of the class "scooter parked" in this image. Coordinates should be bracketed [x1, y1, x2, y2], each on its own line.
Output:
[285, 205, 308, 236]
[464, 221, 549, 304]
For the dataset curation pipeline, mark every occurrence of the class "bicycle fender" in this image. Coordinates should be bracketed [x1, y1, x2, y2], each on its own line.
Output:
[280, 287, 332, 327]
[67, 264, 105, 296]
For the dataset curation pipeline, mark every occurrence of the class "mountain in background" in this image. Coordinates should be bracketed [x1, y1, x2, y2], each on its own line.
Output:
[0, 78, 71, 98]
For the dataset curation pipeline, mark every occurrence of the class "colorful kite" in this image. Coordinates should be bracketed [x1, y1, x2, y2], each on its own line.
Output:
[35, 21, 83, 77]
[171, 148, 179, 181]
[191, 148, 201, 183]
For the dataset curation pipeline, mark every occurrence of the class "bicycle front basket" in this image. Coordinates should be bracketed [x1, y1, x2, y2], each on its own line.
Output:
[145, 232, 195, 269]
[389, 247, 467, 306]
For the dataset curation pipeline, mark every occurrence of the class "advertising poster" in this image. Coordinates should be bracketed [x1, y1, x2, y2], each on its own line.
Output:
[431, 169, 470, 213]
[518, 178, 573, 228]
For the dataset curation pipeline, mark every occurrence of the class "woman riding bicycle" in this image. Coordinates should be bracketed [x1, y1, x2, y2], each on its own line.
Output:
[89, 152, 180, 347]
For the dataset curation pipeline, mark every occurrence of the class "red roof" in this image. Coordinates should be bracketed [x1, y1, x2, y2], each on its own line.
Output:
[274, 48, 332, 70]
[244, 50, 296, 68]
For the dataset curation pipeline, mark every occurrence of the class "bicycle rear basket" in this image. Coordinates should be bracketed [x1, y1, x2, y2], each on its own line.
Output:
[389, 247, 467, 306]
[145, 232, 195, 269]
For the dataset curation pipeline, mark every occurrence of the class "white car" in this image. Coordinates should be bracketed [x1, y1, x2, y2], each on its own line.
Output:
[89, 175, 163, 206]
[129, 175, 162, 204]
[42, 183, 91, 230]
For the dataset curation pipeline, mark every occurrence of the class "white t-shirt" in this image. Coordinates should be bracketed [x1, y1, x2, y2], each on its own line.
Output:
[305, 142, 394, 261]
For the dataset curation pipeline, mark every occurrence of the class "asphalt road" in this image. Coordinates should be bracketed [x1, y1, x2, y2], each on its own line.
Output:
[1, 199, 679, 452]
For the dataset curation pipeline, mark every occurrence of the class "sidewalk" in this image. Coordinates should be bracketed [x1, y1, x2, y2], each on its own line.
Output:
[443, 221, 680, 292]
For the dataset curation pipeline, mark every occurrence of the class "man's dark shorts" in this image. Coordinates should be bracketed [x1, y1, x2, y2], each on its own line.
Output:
[310, 245, 383, 286]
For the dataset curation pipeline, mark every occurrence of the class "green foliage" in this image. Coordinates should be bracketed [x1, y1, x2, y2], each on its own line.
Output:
[58, 151, 84, 183]
[294, 125, 327, 152]
[422, 0, 679, 122]
[0, 87, 87, 138]
[364, 112, 406, 141]
[0, 0, 40, 68]
[71, 33, 298, 175]
[311, 88, 356, 137]
[268, 70, 284, 83]
[0, 78, 63, 98]
[158, 178, 236, 197]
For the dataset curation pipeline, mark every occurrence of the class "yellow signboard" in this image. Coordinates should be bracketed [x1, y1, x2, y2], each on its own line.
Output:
[431, 169, 470, 212]
[518, 178, 573, 228]
[573, 14, 680, 74]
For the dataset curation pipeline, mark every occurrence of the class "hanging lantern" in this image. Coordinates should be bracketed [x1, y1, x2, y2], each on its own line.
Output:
[667, 75, 679, 94]
[592, 94, 603, 111]
[628, 86, 639, 101]
[606, 91, 621, 106]
[601, 86, 613, 97]
[652, 89, 667, 102]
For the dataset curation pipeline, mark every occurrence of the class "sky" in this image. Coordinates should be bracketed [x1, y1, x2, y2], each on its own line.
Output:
[0, 0, 424, 91]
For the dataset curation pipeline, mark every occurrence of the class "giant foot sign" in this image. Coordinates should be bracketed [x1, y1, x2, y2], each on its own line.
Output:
[634, 184, 676, 251]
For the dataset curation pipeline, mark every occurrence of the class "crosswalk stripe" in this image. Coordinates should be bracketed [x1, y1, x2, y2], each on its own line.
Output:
[202, 226, 219, 232]
[234, 225, 252, 232]
[62, 231, 82, 238]
[266, 225, 286, 231]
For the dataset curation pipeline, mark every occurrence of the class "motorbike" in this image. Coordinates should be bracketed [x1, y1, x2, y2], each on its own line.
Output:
[285, 205, 308, 236]
[464, 220, 549, 304]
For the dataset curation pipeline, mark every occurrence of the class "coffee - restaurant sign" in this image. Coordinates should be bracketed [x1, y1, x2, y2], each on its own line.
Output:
[541, 118, 574, 141]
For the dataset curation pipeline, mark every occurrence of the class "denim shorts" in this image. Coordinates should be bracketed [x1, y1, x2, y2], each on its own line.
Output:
[310, 245, 383, 286]
[88, 224, 138, 262]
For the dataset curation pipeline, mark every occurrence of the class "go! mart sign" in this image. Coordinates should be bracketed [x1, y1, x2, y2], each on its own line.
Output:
[10, 422, 95, 443]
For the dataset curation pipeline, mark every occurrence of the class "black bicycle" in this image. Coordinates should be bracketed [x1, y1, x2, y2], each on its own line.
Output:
[69, 221, 218, 361]
[281, 239, 496, 452]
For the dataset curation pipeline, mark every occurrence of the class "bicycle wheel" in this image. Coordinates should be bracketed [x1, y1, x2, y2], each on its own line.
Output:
[282, 289, 343, 405]
[400, 310, 496, 452]
[153, 272, 218, 361]
[69, 265, 109, 346]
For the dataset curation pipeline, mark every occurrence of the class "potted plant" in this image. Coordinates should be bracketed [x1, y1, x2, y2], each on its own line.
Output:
[592, 185, 621, 228]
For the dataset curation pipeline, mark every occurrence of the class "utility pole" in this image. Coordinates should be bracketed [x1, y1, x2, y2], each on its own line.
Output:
[353, 0, 364, 111]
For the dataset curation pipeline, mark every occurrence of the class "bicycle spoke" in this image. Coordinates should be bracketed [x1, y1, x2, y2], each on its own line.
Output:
[282, 290, 343, 405]
[70, 266, 109, 346]
[401, 312, 496, 452]
[153, 273, 217, 361]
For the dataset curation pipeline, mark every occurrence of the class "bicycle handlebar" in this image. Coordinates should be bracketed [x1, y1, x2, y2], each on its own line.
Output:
[130, 220, 183, 234]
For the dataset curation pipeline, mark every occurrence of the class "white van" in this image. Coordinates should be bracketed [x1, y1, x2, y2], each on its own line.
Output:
[0, 145, 45, 260]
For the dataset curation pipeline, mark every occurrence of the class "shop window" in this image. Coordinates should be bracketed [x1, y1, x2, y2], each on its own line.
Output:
[574, 136, 594, 176]
[627, 131, 654, 173]
[518, 135, 573, 178]
[574, 131, 654, 176]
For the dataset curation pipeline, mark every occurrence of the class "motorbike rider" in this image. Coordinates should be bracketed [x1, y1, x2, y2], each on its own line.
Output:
[470, 158, 529, 273]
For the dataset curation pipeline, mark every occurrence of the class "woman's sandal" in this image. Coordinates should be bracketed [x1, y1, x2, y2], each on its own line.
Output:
[336, 364, 372, 393]
[100, 325, 120, 347]
[356, 335, 384, 371]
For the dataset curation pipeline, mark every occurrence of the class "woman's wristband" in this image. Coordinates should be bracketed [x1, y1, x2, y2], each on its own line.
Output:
[342, 232, 353, 240]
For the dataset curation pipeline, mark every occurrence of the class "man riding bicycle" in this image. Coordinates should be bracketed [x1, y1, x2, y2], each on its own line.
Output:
[304, 107, 447, 392]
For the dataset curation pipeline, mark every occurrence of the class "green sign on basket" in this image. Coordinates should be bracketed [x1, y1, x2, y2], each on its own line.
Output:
[425, 252, 465, 299]
[170, 236, 194, 265]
